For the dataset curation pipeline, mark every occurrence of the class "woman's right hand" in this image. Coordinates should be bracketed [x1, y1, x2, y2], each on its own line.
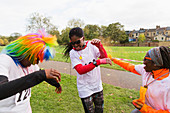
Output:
[44, 69, 61, 83]
[55, 86, 62, 94]
[99, 58, 112, 66]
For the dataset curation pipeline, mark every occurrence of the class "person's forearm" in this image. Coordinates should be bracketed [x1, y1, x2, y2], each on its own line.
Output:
[45, 79, 60, 88]
[0, 70, 46, 100]
[75, 63, 96, 75]
[112, 58, 140, 75]
[74, 60, 104, 75]
[140, 104, 170, 113]
[98, 43, 108, 58]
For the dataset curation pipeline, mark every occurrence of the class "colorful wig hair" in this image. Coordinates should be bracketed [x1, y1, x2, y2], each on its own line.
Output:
[3, 30, 57, 66]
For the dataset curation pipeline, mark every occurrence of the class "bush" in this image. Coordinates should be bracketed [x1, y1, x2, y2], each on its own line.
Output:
[152, 40, 159, 42]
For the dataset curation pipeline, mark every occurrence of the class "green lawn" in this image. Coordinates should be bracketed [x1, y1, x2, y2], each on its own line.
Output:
[31, 73, 139, 113]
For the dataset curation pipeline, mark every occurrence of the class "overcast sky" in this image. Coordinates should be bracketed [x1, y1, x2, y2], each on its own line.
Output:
[0, 0, 170, 36]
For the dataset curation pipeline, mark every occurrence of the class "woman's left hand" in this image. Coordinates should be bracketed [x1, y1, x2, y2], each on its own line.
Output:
[91, 39, 101, 48]
[132, 100, 144, 110]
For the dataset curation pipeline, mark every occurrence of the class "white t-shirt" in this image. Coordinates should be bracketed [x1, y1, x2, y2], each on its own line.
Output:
[135, 65, 170, 111]
[0, 54, 39, 113]
[70, 41, 103, 98]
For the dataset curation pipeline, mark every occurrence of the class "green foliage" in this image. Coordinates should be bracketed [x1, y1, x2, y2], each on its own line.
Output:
[60, 27, 71, 45]
[0, 39, 4, 46]
[138, 34, 146, 43]
[3, 39, 9, 45]
[119, 31, 129, 44]
[8, 32, 22, 42]
[152, 40, 159, 42]
[103, 22, 127, 43]
[100, 25, 107, 36]
[31, 73, 139, 113]
[99, 36, 112, 46]
[57, 37, 63, 45]
[84, 24, 100, 40]
[0, 38, 9, 46]
[0, 36, 9, 40]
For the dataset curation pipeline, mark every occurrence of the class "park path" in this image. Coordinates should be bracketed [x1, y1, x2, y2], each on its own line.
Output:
[38, 61, 142, 90]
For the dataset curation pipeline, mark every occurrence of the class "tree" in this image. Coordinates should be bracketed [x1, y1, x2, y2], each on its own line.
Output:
[138, 34, 146, 43]
[119, 30, 129, 44]
[4, 39, 9, 45]
[8, 32, 22, 42]
[104, 22, 127, 43]
[60, 27, 71, 45]
[99, 25, 107, 37]
[0, 39, 4, 46]
[68, 18, 85, 28]
[83, 24, 100, 40]
[26, 12, 57, 33]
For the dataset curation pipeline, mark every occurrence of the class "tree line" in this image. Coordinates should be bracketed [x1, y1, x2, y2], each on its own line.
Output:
[0, 12, 129, 46]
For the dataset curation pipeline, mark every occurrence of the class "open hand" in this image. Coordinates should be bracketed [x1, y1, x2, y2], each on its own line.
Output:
[45, 68, 61, 83]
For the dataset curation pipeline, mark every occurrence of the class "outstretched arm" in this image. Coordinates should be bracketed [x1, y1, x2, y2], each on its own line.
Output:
[0, 69, 61, 100]
[111, 58, 140, 75]
[75, 58, 112, 75]
[0, 70, 46, 100]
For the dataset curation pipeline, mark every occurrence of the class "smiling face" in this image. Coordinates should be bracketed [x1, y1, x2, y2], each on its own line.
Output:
[143, 58, 161, 72]
[70, 35, 84, 51]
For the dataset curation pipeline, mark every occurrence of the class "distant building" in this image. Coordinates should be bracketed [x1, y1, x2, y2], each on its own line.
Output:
[127, 25, 170, 42]
[128, 30, 138, 42]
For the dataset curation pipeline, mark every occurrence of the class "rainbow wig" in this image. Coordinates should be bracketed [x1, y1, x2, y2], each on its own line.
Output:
[3, 30, 57, 66]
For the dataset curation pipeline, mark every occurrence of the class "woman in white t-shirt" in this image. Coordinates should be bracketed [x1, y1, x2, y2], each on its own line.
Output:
[110, 46, 170, 113]
[0, 30, 61, 113]
[64, 27, 112, 113]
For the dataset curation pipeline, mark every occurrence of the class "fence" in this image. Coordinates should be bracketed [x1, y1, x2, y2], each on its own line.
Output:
[110, 42, 163, 47]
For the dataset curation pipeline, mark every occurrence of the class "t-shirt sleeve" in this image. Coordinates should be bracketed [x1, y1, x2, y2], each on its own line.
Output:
[70, 51, 82, 69]
[34, 64, 40, 71]
[0, 55, 11, 78]
[89, 42, 100, 58]
[135, 64, 145, 75]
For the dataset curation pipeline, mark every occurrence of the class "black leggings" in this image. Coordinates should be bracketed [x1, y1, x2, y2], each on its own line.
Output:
[81, 90, 104, 113]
